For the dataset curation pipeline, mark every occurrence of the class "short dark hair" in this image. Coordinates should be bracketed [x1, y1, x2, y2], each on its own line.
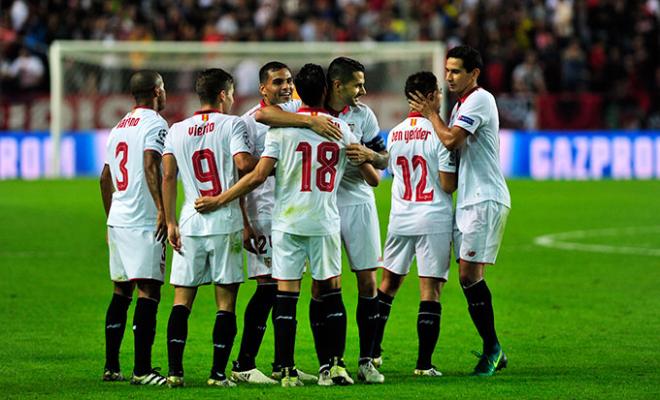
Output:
[259, 61, 291, 84]
[327, 56, 365, 84]
[405, 71, 438, 100]
[129, 70, 162, 101]
[294, 63, 326, 107]
[446, 45, 483, 72]
[195, 68, 234, 105]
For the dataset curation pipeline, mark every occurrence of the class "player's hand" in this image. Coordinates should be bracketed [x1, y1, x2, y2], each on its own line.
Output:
[243, 224, 258, 254]
[155, 211, 167, 243]
[407, 90, 436, 119]
[168, 224, 183, 254]
[310, 115, 342, 140]
[346, 143, 373, 165]
[194, 196, 221, 213]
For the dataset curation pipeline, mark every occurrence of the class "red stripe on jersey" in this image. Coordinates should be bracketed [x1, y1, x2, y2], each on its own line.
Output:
[261, 155, 278, 160]
[297, 107, 327, 114]
[194, 109, 222, 115]
[407, 111, 424, 118]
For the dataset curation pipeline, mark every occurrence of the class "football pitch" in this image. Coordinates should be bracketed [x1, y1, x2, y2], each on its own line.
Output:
[1, 178, 659, 399]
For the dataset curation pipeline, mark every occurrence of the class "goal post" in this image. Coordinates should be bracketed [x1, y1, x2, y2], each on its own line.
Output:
[49, 40, 446, 177]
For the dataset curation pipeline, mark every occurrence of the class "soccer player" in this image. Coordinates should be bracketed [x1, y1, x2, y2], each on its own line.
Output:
[195, 63, 374, 387]
[409, 45, 511, 376]
[256, 57, 386, 383]
[372, 72, 457, 377]
[231, 61, 314, 384]
[162, 68, 256, 388]
[99, 70, 168, 385]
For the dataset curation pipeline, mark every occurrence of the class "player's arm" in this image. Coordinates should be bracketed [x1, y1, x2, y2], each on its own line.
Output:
[162, 154, 181, 253]
[234, 152, 259, 176]
[195, 157, 277, 213]
[239, 196, 258, 254]
[99, 164, 113, 217]
[346, 143, 389, 170]
[144, 150, 166, 242]
[255, 105, 342, 140]
[408, 90, 468, 150]
[358, 162, 380, 187]
[439, 171, 457, 194]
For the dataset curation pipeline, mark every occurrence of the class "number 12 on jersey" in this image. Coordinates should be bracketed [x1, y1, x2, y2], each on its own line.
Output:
[396, 155, 434, 202]
[295, 141, 340, 192]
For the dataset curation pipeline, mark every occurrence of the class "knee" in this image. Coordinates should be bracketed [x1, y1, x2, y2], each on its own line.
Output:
[356, 272, 377, 297]
[137, 281, 161, 302]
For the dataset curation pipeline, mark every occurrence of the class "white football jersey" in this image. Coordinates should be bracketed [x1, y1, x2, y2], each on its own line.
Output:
[106, 107, 168, 229]
[164, 110, 251, 235]
[262, 107, 357, 236]
[387, 112, 456, 235]
[331, 103, 381, 207]
[449, 87, 511, 208]
[241, 99, 301, 220]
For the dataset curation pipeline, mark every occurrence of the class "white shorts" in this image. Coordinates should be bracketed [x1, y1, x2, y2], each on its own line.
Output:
[382, 232, 451, 280]
[271, 230, 341, 281]
[339, 202, 383, 271]
[170, 231, 244, 287]
[247, 218, 273, 279]
[454, 201, 509, 264]
[108, 226, 165, 282]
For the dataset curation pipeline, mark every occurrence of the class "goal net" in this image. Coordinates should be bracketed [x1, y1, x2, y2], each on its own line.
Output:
[49, 41, 445, 177]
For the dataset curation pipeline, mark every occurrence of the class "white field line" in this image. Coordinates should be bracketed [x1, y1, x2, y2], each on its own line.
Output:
[533, 226, 660, 257]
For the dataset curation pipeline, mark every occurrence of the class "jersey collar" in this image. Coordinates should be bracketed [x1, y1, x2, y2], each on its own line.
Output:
[457, 86, 480, 106]
[298, 106, 328, 114]
[259, 99, 268, 108]
[326, 105, 349, 117]
[194, 109, 222, 115]
[407, 111, 424, 118]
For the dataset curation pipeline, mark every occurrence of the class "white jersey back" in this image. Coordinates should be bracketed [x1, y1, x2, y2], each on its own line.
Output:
[164, 110, 251, 235]
[241, 99, 301, 220]
[262, 107, 357, 236]
[333, 103, 381, 207]
[387, 113, 456, 235]
[106, 107, 168, 229]
[449, 87, 511, 208]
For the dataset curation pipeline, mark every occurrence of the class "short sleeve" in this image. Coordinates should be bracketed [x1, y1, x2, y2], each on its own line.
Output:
[163, 125, 175, 156]
[452, 93, 486, 135]
[262, 128, 282, 160]
[360, 105, 380, 143]
[438, 145, 457, 173]
[229, 117, 251, 156]
[277, 99, 302, 113]
[144, 120, 168, 154]
[241, 115, 258, 155]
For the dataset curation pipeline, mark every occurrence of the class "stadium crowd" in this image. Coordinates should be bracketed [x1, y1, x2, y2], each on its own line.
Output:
[1, 0, 659, 128]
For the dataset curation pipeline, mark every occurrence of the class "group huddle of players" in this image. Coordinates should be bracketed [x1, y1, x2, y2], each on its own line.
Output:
[100, 45, 511, 388]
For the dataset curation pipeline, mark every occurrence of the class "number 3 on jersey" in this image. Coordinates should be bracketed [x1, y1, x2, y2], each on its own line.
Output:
[192, 149, 222, 196]
[396, 155, 434, 202]
[295, 141, 340, 192]
[115, 142, 129, 191]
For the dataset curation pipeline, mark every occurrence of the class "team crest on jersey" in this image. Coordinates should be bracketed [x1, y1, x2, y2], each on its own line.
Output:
[348, 123, 356, 132]
[410, 119, 417, 127]
[201, 114, 209, 122]
[458, 115, 474, 125]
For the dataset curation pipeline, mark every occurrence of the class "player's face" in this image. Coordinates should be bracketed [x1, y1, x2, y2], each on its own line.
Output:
[445, 57, 478, 96]
[155, 79, 166, 111]
[260, 68, 294, 105]
[221, 84, 235, 113]
[337, 71, 366, 107]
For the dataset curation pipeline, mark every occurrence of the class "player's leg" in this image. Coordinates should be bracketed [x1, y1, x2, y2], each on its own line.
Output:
[414, 232, 451, 377]
[166, 286, 197, 387]
[340, 203, 382, 371]
[309, 279, 329, 377]
[372, 233, 414, 366]
[165, 233, 209, 387]
[414, 277, 444, 376]
[131, 279, 164, 384]
[104, 280, 134, 381]
[208, 283, 240, 387]
[234, 218, 278, 381]
[207, 231, 245, 387]
[271, 230, 305, 387]
[456, 202, 509, 376]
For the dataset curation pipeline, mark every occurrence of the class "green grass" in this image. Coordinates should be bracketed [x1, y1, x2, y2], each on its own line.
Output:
[1, 179, 660, 399]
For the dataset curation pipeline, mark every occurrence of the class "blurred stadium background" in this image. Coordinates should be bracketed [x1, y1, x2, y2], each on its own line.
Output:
[1, 1, 660, 399]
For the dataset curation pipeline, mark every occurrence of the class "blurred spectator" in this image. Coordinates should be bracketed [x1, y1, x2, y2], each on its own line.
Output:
[2, 46, 45, 95]
[512, 51, 547, 94]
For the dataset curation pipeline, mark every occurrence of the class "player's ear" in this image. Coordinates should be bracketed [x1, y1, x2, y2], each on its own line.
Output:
[258, 83, 267, 97]
[471, 68, 481, 82]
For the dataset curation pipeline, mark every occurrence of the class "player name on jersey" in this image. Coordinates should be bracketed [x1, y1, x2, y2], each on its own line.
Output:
[188, 122, 215, 136]
[389, 126, 432, 143]
[116, 117, 140, 129]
